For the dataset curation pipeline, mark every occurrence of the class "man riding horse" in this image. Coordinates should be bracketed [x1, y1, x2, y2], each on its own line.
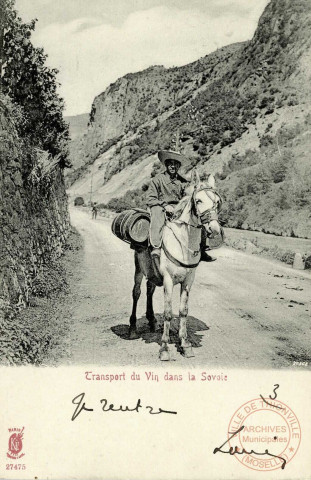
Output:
[126, 149, 222, 358]
[147, 150, 215, 263]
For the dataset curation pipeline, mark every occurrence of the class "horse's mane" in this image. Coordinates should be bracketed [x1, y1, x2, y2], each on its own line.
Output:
[172, 179, 220, 221]
[172, 195, 192, 220]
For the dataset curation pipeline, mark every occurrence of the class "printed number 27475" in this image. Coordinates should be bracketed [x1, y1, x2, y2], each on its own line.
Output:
[6, 464, 26, 470]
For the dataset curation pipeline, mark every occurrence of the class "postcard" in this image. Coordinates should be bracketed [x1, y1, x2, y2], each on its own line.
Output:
[0, 0, 310, 479]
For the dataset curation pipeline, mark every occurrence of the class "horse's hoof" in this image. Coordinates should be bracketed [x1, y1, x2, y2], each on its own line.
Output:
[159, 349, 170, 361]
[129, 326, 139, 339]
[181, 346, 195, 358]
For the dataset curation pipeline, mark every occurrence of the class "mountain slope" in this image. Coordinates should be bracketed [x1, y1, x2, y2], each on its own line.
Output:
[65, 113, 89, 140]
[68, 0, 311, 238]
[67, 42, 245, 180]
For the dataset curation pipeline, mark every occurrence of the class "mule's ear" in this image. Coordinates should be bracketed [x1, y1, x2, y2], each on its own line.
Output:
[190, 168, 200, 186]
[206, 174, 215, 189]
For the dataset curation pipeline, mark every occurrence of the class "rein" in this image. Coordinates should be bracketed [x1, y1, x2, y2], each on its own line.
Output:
[169, 214, 202, 229]
[161, 184, 222, 268]
[165, 222, 200, 257]
[162, 242, 200, 269]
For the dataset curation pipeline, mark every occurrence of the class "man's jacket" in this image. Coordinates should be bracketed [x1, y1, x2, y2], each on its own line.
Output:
[146, 171, 188, 208]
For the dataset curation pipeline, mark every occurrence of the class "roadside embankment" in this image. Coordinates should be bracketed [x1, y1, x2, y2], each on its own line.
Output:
[225, 228, 311, 269]
[0, 96, 69, 314]
[0, 227, 83, 365]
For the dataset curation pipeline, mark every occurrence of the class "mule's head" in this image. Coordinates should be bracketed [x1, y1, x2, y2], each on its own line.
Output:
[190, 170, 222, 237]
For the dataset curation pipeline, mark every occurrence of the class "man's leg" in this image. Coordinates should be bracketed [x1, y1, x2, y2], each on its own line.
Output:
[200, 228, 216, 262]
[149, 206, 166, 256]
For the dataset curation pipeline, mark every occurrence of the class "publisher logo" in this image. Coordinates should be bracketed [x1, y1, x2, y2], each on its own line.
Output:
[7, 427, 25, 460]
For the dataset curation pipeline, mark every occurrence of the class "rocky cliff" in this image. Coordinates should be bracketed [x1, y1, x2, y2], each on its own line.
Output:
[0, 96, 69, 314]
[67, 42, 244, 182]
[68, 0, 311, 238]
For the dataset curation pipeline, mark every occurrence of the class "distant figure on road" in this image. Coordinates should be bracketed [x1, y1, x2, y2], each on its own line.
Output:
[92, 202, 98, 219]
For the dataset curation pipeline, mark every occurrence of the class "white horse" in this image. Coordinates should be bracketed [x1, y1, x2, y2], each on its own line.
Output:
[129, 171, 222, 361]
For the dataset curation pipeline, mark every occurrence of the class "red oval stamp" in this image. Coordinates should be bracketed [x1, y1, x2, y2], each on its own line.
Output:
[7, 427, 25, 460]
[227, 398, 301, 471]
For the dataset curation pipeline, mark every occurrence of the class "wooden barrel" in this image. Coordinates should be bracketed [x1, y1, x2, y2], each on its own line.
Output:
[111, 210, 130, 241]
[112, 209, 150, 245]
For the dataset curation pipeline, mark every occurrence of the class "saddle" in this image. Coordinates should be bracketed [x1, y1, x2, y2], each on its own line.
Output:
[112, 208, 223, 287]
[162, 222, 201, 268]
[130, 219, 201, 287]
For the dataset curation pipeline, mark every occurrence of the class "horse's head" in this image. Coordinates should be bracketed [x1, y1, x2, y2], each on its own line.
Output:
[190, 170, 222, 238]
[173, 169, 222, 240]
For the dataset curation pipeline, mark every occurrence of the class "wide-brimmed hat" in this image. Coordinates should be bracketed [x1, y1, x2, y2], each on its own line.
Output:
[158, 150, 189, 166]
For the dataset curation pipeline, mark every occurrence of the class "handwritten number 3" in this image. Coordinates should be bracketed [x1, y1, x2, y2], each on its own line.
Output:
[269, 384, 279, 400]
[260, 384, 283, 410]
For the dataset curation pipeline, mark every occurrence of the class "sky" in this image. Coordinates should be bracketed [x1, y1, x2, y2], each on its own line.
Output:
[15, 0, 270, 116]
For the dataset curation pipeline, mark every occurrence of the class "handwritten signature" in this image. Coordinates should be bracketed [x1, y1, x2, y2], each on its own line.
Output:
[213, 426, 286, 469]
[71, 393, 177, 421]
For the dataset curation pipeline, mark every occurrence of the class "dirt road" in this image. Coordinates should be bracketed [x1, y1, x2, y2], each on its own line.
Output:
[58, 208, 311, 368]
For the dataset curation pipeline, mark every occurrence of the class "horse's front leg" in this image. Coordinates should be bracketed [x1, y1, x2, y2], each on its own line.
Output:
[179, 279, 195, 358]
[159, 274, 173, 361]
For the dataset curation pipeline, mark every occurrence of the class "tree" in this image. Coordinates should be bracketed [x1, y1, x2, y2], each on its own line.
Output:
[0, 0, 69, 165]
[0, 0, 12, 88]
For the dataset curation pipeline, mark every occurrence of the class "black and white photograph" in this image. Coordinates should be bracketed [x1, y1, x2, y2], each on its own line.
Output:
[0, 0, 310, 478]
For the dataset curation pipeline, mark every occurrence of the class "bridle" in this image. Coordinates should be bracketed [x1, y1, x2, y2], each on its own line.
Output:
[168, 185, 222, 230]
[192, 186, 222, 227]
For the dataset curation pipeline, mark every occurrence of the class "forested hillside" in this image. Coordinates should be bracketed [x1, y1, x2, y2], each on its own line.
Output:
[66, 42, 244, 185]
[68, 0, 311, 238]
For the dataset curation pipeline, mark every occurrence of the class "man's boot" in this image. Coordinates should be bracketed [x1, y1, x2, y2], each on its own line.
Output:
[200, 230, 216, 262]
[200, 249, 216, 262]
